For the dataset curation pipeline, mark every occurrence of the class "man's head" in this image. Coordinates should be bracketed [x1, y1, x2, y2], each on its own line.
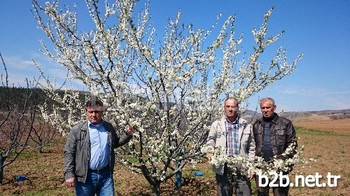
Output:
[224, 97, 239, 121]
[85, 98, 104, 124]
[259, 97, 276, 118]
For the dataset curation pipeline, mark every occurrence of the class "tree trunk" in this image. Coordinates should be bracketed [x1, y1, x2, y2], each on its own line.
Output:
[151, 182, 161, 196]
[0, 155, 4, 184]
[140, 165, 161, 196]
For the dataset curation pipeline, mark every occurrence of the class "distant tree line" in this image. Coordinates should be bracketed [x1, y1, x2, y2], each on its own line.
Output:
[0, 87, 88, 111]
[0, 87, 46, 110]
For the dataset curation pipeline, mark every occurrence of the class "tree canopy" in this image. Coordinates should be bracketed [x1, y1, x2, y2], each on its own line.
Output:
[32, 0, 302, 194]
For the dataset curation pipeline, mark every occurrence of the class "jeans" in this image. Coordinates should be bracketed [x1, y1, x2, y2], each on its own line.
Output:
[75, 168, 114, 196]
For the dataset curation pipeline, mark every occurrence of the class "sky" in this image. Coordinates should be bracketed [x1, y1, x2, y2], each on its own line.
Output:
[0, 0, 349, 112]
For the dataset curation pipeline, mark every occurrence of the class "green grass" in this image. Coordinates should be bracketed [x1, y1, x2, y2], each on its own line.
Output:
[124, 156, 139, 163]
[296, 126, 350, 137]
[5, 151, 38, 159]
[182, 165, 215, 178]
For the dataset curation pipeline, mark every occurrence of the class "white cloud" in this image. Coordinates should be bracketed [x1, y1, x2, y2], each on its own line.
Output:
[1, 54, 39, 87]
[1, 54, 85, 89]
[325, 90, 350, 95]
[2, 55, 34, 70]
[247, 84, 350, 112]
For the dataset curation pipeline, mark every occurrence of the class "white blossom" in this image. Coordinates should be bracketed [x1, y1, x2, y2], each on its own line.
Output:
[32, 0, 302, 193]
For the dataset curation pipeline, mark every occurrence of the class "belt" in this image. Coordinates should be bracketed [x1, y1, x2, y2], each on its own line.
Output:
[89, 165, 109, 173]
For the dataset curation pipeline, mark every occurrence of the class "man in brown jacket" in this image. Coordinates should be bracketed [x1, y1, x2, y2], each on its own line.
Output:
[253, 97, 297, 196]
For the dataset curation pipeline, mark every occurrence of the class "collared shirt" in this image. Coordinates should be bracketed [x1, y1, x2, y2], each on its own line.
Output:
[225, 117, 239, 156]
[88, 120, 110, 170]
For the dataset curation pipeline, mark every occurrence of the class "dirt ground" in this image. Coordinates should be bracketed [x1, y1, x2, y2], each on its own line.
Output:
[1, 118, 349, 195]
[291, 118, 350, 195]
[294, 117, 350, 134]
[0, 138, 217, 196]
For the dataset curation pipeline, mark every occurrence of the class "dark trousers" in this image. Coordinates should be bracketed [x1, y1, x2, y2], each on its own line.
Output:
[255, 174, 289, 196]
[216, 165, 251, 196]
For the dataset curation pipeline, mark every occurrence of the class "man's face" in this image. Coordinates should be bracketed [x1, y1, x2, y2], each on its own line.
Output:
[260, 100, 276, 118]
[86, 106, 103, 124]
[224, 99, 239, 119]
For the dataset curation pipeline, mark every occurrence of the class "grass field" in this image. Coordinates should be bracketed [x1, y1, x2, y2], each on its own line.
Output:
[1, 117, 349, 195]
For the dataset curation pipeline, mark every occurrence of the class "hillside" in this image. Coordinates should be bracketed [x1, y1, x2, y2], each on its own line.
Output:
[242, 108, 350, 123]
[1, 87, 349, 122]
[282, 109, 350, 122]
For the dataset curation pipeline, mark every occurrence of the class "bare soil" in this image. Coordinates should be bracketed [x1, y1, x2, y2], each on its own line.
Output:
[1, 118, 349, 195]
[291, 118, 350, 195]
[0, 137, 217, 196]
[294, 117, 350, 134]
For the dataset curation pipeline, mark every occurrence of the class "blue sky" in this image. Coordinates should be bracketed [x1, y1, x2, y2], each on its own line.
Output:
[1, 0, 349, 112]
